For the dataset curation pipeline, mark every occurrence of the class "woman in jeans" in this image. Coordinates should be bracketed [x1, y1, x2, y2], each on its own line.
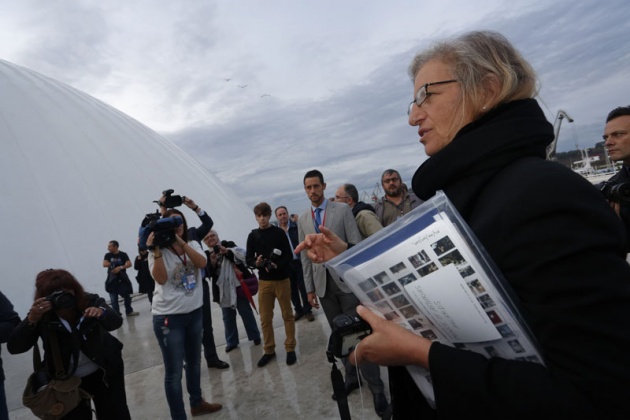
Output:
[203, 230, 261, 353]
[147, 209, 222, 419]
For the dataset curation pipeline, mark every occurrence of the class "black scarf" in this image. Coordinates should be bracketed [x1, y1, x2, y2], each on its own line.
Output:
[412, 99, 554, 203]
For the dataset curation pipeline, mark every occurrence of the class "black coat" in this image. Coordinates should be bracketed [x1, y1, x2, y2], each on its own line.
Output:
[393, 99, 630, 419]
[8, 293, 124, 381]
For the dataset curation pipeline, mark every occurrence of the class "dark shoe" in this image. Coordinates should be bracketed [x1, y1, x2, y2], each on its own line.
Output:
[305, 312, 315, 322]
[126, 311, 139, 317]
[294, 311, 305, 321]
[257, 352, 276, 367]
[332, 380, 361, 400]
[286, 351, 297, 365]
[253, 339, 261, 345]
[191, 400, 222, 416]
[373, 392, 388, 417]
[225, 344, 238, 353]
[207, 359, 230, 369]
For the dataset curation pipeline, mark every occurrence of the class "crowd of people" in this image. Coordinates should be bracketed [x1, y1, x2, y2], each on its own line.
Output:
[1, 29, 630, 420]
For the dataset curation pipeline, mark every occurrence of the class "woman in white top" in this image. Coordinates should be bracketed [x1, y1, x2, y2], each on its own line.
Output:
[147, 209, 222, 419]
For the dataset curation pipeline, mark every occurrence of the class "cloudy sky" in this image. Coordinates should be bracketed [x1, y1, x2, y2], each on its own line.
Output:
[2, 0, 629, 215]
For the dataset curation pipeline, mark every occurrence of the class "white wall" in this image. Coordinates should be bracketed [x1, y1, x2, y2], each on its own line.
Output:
[0, 59, 257, 316]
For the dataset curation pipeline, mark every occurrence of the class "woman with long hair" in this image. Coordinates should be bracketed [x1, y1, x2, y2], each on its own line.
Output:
[8, 269, 131, 419]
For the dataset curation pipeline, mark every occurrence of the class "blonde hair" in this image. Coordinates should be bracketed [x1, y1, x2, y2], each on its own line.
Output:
[409, 30, 538, 119]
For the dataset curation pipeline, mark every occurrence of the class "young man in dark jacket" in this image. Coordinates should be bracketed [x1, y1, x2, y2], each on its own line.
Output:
[246, 202, 296, 367]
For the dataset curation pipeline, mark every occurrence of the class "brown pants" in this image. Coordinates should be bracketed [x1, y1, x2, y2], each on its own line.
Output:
[258, 278, 296, 354]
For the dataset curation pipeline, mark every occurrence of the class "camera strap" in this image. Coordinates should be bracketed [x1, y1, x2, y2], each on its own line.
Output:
[331, 361, 352, 420]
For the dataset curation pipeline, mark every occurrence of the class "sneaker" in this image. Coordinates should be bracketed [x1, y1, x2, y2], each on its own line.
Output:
[191, 400, 222, 416]
[286, 351, 297, 365]
[126, 311, 139, 317]
[257, 352, 276, 367]
[305, 312, 315, 322]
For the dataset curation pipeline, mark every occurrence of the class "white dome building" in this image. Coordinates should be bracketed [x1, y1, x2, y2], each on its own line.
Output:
[0, 59, 256, 315]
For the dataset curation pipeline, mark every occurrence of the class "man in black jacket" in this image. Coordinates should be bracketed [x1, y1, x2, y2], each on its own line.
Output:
[0, 291, 19, 420]
[602, 105, 630, 250]
[246, 202, 296, 367]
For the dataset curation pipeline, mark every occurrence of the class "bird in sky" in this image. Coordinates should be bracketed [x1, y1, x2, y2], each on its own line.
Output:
[224, 78, 231, 82]
[260, 94, 271, 98]
[237, 84, 248, 88]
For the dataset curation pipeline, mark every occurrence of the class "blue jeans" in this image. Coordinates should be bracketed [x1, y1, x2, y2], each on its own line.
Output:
[109, 291, 134, 315]
[153, 307, 203, 420]
[221, 296, 261, 347]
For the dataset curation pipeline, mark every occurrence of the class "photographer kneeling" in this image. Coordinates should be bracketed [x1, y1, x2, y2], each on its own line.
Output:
[602, 105, 630, 250]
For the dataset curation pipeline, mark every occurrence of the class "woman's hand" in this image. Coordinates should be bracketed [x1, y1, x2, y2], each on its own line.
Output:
[294, 226, 348, 263]
[84, 306, 105, 319]
[146, 232, 156, 248]
[348, 305, 432, 368]
[28, 298, 51, 324]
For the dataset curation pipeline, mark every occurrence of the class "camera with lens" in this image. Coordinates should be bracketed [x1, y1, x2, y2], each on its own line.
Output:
[597, 181, 630, 203]
[212, 245, 221, 254]
[45, 290, 76, 310]
[327, 313, 372, 360]
[156, 189, 185, 209]
[138, 211, 184, 250]
[261, 248, 282, 271]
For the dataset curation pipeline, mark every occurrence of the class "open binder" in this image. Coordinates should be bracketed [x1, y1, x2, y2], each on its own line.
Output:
[325, 191, 544, 405]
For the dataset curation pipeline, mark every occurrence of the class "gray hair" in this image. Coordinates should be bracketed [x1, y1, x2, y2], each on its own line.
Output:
[408, 31, 538, 117]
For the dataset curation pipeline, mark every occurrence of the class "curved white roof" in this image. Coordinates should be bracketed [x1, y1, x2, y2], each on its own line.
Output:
[0, 59, 257, 315]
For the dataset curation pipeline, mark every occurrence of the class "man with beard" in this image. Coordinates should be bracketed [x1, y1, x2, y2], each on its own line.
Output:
[602, 106, 630, 250]
[298, 170, 388, 417]
[374, 169, 422, 226]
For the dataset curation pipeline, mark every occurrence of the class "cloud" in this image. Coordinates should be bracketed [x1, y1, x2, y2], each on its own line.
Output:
[2, 0, 629, 215]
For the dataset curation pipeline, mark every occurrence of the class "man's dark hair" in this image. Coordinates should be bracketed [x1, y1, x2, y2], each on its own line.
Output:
[109, 240, 119, 248]
[254, 202, 272, 217]
[606, 106, 630, 123]
[304, 169, 324, 184]
[381, 169, 400, 182]
[343, 183, 359, 203]
[274, 205, 288, 216]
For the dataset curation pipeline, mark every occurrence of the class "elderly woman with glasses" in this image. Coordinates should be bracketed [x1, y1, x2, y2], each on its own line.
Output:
[147, 209, 222, 419]
[297, 30, 630, 419]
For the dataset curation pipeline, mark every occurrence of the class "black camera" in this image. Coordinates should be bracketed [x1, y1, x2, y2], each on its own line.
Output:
[155, 189, 184, 208]
[598, 181, 630, 203]
[327, 313, 372, 359]
[46, 290, 76, 310]
[212, 245, 221, 254]
[262, 248, 282, 271]
[138, 211, 184, 250]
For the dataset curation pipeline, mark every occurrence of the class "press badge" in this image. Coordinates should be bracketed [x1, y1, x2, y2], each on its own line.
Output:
[181, 273, 197, 291]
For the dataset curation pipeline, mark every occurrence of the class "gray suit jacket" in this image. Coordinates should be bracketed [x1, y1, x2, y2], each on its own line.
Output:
[297, 201, 362, 297]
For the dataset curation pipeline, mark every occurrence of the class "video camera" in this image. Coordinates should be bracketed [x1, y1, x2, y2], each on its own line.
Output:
[138, 210, 183, 250]
[327, 313, 372, 361]
[154, 189, 185, 209]
[597, 181, 630, 203]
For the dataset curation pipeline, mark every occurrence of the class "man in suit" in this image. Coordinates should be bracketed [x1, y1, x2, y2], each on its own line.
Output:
[297, 169, 387, 417]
